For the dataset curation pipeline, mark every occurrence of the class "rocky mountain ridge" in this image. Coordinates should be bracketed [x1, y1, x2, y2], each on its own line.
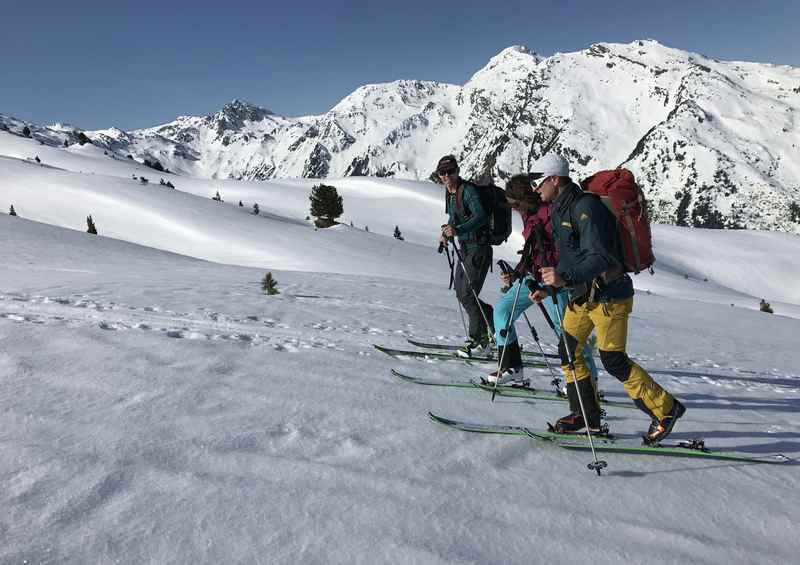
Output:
[2, 40, 799, 232]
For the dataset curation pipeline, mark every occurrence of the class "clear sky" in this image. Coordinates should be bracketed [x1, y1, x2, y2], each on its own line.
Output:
[1, 0, 798, 130]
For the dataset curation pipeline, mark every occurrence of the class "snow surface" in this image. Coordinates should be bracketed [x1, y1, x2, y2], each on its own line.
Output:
[2, 132, 800, 564]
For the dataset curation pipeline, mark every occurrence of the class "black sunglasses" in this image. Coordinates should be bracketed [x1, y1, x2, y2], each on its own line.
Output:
[438, 167, 458, 176]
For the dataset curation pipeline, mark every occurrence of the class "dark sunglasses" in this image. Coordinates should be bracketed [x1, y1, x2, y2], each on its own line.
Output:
[438, 168, 458, 177]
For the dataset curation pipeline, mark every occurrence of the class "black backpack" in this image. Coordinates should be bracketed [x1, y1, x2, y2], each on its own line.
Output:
[446, 182, 512, 246]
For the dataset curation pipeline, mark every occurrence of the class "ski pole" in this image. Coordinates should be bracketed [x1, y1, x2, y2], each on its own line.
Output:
[548, 285, 607, 476]
[528, 277, 600, 396]
[491, 274, 524, 402]
[522, 307, 563, 395]
[439, 242, 469, 341]
[519, 276, 564, 394]
[449, 238, 496, 346]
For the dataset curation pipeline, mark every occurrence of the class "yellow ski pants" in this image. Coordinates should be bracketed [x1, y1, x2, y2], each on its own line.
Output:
[560, 298, 675, 421]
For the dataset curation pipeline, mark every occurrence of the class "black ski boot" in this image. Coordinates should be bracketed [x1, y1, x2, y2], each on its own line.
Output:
[485, 341, 525, 385]
[552, 378, 604, 434]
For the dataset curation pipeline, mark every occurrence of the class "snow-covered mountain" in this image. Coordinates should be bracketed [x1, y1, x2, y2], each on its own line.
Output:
[2, 40, 799, 232]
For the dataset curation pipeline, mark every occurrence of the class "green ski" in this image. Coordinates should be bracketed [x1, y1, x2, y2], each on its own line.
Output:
[406, 338, 561, 360]
[391, 369, 634, 409]
[391, 369, 567, 402]
[374, 344, 548, 368]
[428, 412, 790, 464]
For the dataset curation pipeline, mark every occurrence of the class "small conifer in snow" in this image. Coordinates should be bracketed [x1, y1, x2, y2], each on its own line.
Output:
[87, 215, 98, 235]
[309, 183, 343, 228]
[22, 126, 31, 138]
[262, 272, 279, 295]
[9, 205, 17, 216]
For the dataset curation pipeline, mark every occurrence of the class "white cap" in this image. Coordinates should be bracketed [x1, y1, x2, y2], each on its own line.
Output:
[529, 154, 570, 179]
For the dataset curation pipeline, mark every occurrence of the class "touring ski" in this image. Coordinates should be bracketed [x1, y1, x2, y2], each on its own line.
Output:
[391, 369, 567, 402]
[428, 412, 790, 464]
[374, 344, 548, 368]
[406, 338, 561, 360]
[392, 369, 634, 408]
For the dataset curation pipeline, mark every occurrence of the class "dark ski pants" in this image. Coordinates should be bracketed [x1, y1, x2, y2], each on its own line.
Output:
[454, 244, 493, 342]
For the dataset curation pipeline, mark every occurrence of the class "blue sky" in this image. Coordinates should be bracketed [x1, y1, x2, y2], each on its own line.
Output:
[1, 0, 798, 130]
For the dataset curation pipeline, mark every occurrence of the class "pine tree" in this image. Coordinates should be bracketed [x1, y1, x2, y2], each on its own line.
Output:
[22, 126, 31, 138]
[253, 203, 260, 215]
[63, 139, 69, 147]
[9, 205, 17, 216]
[309, 184, 343, 228]
[87, 215, 97, 235]
[262, 272, 279, 295]
[393, 225, 404, 240]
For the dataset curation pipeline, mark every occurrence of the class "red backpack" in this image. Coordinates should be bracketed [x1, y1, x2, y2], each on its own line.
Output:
[579, 169, 655, 274]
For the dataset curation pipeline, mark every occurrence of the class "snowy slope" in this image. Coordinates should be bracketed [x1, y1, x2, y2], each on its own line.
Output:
[2, 210, 800, 565]
[2, 130, 798, 319]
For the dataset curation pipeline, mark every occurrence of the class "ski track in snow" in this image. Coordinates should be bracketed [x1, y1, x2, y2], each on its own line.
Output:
[3, 291, 798, 404]
[0, 292, 417, 353]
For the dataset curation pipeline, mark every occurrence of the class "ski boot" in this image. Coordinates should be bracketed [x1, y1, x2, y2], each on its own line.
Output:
[456, 338, 491, 359]
[643, 399, 686, 445]
[550, 378, 605, 434]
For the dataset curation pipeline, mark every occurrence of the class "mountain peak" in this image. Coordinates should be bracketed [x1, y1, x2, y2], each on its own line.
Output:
[215, 100, 273, 122]
[208, 100, 275, 133]
[489, 45, 540, 63]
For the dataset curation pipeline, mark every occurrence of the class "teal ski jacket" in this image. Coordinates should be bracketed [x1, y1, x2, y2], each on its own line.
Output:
[447, 180, 489, 248]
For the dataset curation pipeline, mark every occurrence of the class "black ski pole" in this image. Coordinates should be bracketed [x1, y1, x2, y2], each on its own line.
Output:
[449, 239, 496, 346]
[521, 287, 564, 394]
[439, 241, 469, 341]
[491, 270, 524, 402]
[535, 226, 605, 473]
